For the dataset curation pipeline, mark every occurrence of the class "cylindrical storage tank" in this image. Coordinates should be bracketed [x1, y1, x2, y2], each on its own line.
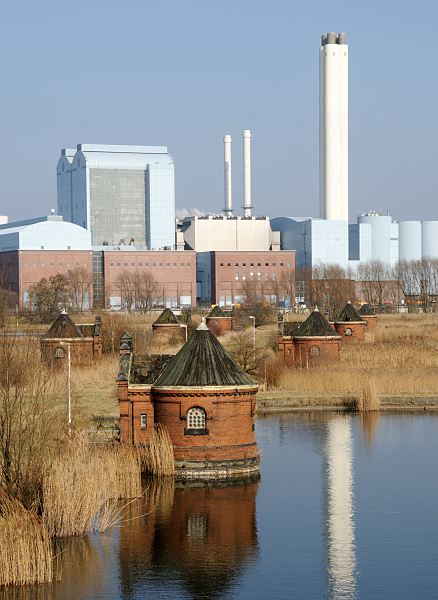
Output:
[357, 214, 392, 263]
[398, 221, 422, 262]
[421, 221, 438, 258]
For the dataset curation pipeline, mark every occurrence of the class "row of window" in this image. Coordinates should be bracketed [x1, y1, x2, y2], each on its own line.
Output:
[23, 262, 89, 269]
[235, 272, 277, 281]
[109, 262, 192, 268]
[219, 262, 292, 268]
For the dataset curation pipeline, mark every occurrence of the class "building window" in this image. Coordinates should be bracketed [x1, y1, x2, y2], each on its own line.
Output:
[54, 347, 65, 359]
[310, 346, 320, 356]
[235, 273, 239, 281]
[185, 407, 207, 435]
[140, 414, 147, 430]
[345, 328, 353, 336]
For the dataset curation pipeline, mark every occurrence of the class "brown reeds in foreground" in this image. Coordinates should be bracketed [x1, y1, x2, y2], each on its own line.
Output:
[0, 490, 53, 587]
[355, 378, 380, 412]
[142, 424, 175, 477]
[42, 436, 142, 537]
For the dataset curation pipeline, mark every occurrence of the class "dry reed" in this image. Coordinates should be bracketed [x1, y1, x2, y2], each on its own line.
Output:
[42, 436, 142, 537]
[0, 490, 53, 587]
[141, 424, 175, 477]
[354, 377, 380, 412]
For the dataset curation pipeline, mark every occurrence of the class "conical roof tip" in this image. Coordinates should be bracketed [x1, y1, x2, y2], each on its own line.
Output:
[336, 301, 363, 323]
[153, 308, 180, 325]
[197, 319, 209, 330]
[153, 326, 255, 388]
[43, 311, 83, 339]
[293, 309, 339, 338]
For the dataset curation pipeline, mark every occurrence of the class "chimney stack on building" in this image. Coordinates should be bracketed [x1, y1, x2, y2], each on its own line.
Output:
[320, 32, 348, 222]
[242, 129, 252, 218]
[223, 134, 233, 217]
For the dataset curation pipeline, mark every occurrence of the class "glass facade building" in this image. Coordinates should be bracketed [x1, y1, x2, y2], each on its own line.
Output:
[57, 144, 175, 249]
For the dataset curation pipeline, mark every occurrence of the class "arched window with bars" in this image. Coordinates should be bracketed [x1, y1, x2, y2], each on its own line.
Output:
[185, 407, 207, 435]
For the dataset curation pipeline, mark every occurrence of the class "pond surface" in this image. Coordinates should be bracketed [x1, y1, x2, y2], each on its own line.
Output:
[8, 412, 438, 599]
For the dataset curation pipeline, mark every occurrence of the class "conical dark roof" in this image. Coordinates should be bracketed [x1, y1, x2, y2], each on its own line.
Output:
[153, 323, 255, 387]
[153, 308, 180, 325]
[336, 301, 363, 323]
[293, 308, 340, 338]
[207, 305, 226, 318]
[43, 311, 83, 339]
[359, 303, 375, 316]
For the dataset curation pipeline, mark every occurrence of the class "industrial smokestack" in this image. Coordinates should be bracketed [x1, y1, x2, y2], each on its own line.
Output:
[320, 32, 348, 222]
[242, 129, 252, 218]
[223, 134, 233, 217]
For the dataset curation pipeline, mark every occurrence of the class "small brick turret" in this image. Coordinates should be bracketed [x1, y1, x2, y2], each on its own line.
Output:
[206, 305, 233, 336]
[152, 308, 186, 342]
[359, 303, 377, 331]
[334, 301, 367, 342]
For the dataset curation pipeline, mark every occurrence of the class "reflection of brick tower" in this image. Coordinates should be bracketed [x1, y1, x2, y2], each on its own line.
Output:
[119, 478, 259, 599]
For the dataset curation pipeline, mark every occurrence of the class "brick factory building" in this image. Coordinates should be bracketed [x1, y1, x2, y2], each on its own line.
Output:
[196, 250, 295, 306]
[278, 308, 342, 367]
[40, 310, 102, 365]
[334, 301, 367, 341]
[118, 322, 259, 478]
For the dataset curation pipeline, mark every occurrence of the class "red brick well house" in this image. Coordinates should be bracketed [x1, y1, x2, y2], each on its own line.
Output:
[278, 308, 342, 367]
[334, 301, 367, 341]
[40, 310, 102, 365]
[206, 305, 233, 337]
[359, 303, 378, 331]
[118, 322, 259, 479]
[152, 308, 186, 342]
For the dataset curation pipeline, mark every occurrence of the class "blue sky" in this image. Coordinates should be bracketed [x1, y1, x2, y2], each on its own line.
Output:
[1, 0, 437, 222]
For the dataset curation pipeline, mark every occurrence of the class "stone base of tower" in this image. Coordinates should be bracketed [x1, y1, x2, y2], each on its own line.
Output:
[174, 455, 260, 481]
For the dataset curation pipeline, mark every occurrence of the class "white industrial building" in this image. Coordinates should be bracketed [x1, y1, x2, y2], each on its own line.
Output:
[0, 215, 91, 251]
[57, 144, 175, 250]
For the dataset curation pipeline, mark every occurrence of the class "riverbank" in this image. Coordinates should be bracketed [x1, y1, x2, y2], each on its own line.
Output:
[256, 391, 438, 412]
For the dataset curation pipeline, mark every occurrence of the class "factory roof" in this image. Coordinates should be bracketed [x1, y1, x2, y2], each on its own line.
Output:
[293, 308, 340, 338]
[153, 322, 255, 388]
[43, 311, 83, 339]
[153, 308, 180, 325]
[336, 301, 364, 323]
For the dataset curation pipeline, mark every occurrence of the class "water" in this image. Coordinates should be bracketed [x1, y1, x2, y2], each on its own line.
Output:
[6, 412, 438, 599]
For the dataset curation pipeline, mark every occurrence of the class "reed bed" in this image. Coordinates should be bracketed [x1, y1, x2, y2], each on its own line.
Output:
[0, 491, 53, 587]
[354, 377, 380, 412]
[42, 436, 142, 537]
[141, 424, 175, 477]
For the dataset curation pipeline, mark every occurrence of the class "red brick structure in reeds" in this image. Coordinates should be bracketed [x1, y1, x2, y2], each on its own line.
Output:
[40, 310, 102, 365]
[117, 322, 259, 478]
[152, 308, 186, 342]
[359, 303, 378, 331]
[206, 305, 233, 337]
[278, 308, 341, 367]
[334, 301, 367, 341]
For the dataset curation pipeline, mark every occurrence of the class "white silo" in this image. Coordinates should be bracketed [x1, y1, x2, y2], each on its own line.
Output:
[320, 32, 348, 222]
[398, 221, 421, 262]
[357, 212, 392, 264]
[421, 221, 438, 258]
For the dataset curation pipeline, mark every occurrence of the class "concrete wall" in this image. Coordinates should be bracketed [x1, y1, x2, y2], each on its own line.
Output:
[181, 216, 272, 252]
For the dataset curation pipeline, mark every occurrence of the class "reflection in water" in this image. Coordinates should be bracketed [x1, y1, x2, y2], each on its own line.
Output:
[325, 416, 357, 600]
[119, 477, 259, 600]
[360, 411, 379, 446]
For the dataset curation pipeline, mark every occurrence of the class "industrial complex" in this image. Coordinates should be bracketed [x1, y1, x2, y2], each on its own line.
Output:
[1, 32, 437, 310]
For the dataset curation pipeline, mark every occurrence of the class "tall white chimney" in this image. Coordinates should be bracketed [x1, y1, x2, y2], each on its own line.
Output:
[223, 134, 233, 216]
[242, 129, 252, 218]
[320, 32, 348, 222]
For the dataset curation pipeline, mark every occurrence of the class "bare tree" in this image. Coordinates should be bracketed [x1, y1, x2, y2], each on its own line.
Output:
[309, 264, 355, 319]
[279, 267, 295, 308]
[66, 267, 91, 312]
[357, 260, 391, 307]
[28, 274, 69, 321]
[239, 280, 274, 327]
[116, 270, 159, 313]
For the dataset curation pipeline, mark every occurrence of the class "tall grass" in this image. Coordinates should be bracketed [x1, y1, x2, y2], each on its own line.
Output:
[0, 490, 53, 587]
[354, 378, 380, 412]
[142, 424, 175, 477]
[42, 436, 142, 537]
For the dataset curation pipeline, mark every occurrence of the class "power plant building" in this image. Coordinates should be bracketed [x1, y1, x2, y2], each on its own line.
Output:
[57, 144, 175, 250]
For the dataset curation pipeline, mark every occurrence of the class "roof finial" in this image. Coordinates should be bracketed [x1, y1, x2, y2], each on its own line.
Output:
[61, 308, 67, 315]
[314, 306, 319, 312]
[197, 317, 209, 331]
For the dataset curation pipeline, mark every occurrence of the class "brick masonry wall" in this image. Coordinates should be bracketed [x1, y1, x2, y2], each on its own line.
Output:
[293, 337, 340, 366]
[334, 322, 366, 341]
[362, 315, 377, 331]
[206, 317, 233, 337]
[40, 337, 95, 365]
[153, 388, 258, 462]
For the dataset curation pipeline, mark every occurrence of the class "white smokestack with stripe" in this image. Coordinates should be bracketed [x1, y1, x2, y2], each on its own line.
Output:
[223, 134, 233, 216]
[243, 129, 252, 218]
